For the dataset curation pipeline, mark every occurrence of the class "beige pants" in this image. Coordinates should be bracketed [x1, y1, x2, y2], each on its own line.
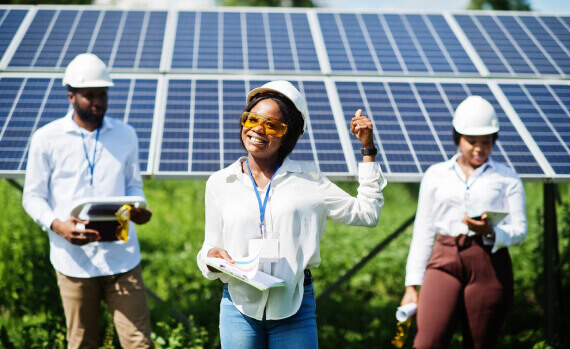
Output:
[56, 264, 153, 349]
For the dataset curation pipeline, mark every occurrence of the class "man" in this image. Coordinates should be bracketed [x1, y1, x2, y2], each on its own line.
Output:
[22, 53, 154, 348]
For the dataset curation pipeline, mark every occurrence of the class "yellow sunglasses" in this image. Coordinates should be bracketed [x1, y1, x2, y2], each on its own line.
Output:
[241, 112, 288, 138]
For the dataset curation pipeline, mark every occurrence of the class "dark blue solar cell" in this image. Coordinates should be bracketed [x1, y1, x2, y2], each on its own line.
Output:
[91, 11, 123, 65]
[454, 14, 510, 74]
[10, 10, 57, 67]
[0, 9, 27, 61]
[172, 11, 196, 69]
[384, 14, 428, 73]
[246, 13, 269, 71]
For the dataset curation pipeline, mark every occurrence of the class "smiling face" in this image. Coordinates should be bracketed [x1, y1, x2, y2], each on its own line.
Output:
[241, 98, 284, 162]
[458, 134, 494, 169]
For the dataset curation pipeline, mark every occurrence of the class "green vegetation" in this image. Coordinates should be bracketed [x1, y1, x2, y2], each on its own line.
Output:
[1, 178, 569, 348]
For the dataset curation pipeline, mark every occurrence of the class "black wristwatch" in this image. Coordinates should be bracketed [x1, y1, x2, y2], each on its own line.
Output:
[361, 147, 378, 156]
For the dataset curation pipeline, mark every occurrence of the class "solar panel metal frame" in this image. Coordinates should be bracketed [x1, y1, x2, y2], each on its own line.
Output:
[0, 5, 569, 183]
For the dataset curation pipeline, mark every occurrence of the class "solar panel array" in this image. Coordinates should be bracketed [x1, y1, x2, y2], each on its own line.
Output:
[0, 5, 569, 181]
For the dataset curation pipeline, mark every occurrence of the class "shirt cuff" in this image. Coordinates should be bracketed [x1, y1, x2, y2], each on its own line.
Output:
[39, 211, 57, 232]
[491, 226, 507, 253]
[405, 272, 425, 287]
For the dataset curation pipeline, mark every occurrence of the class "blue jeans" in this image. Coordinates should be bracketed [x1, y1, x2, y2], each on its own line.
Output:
[219, 284, 318, 349]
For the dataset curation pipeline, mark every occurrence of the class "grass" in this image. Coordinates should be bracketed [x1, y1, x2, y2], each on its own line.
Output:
[1, 178, 569, 348]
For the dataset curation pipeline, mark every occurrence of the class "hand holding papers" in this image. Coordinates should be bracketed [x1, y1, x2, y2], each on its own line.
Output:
[205, 247, 285, 291]
[396, 303, 418, 322]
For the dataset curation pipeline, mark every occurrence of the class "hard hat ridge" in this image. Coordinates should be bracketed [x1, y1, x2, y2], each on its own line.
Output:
[452, 95, 499, 136]
[63, 53, 114, 88]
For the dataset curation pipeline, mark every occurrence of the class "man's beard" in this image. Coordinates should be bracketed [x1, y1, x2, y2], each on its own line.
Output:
[74, 101, 106, 125]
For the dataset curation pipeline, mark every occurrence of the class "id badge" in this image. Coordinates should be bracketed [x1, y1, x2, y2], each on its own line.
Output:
[249, 238, 279, 263]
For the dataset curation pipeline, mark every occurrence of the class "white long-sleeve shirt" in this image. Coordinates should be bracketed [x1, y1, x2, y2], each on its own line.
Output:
[22, 113, 145, 278]
[197, 157, 386, 320]
[405, 153, 527, 286]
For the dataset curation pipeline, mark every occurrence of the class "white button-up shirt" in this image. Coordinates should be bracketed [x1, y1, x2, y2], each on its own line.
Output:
[405, 153, 527, 286]
[22, 113, 145, 278]
[197, 157, 386, 320]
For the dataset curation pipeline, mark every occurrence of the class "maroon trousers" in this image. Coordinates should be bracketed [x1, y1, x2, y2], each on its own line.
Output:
[414, 235, 514, 349]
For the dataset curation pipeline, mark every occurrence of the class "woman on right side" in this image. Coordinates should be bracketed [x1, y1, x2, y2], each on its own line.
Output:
[400, 95, 527, 348]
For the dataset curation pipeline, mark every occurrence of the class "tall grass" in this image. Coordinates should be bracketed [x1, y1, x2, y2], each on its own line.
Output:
[1, 178, 568, 348]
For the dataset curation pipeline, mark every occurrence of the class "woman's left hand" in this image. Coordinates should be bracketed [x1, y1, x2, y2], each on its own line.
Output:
[350, 109, 374, 148]
[462, 212, 494, 236]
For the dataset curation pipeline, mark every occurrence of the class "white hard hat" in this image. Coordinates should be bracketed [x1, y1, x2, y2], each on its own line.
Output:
[453, 95, 499, 135]
[62, 53, 114, 88]
[247, 80, 308, 133]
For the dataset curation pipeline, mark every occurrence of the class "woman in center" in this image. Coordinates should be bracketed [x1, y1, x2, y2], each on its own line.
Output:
[197, 80, 386, 348]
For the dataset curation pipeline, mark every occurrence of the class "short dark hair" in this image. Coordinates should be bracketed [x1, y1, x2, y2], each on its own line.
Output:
[241, 92, 304, 165]
[452, 128, 498, 145]
[67, 85, 76, 94]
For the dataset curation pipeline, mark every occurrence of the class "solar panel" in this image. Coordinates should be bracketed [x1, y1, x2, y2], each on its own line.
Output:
[500, 82, 570, 177]
[1, 6, 569, 181]
[7, 9, 166, 70]
[0, 8, 27, 63]
[318, 12, 478, 75]
[453, 13, 570, 77]
[0, 75, 160, 176]
[170, 10, 320, 72]
[334, 79, 543, 180]
[156, 77, 349, 177]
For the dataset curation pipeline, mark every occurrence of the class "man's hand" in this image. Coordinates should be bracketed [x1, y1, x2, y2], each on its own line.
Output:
[51, 217, 100, 245]
[130, 207, 152, 224]
[350, 109, 374, 147]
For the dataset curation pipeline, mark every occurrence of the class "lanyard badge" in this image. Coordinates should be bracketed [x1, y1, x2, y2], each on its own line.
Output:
[246, 158, 280, 263]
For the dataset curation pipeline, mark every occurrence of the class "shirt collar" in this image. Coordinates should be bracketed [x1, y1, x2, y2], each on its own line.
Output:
[63, 110, 114, 134]
[224, 156, 302, 182]
[449, 153, 496, 179]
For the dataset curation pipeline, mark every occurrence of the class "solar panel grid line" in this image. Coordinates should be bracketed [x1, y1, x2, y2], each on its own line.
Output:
[333, 13, 357, 71]
[28, 10, 59, 68]
[55, 10, 82, 69]
[121, 78, 136, 124]
[383, 81, 422, 173]
[132, 11, 150, 70]
[284, 12, 301, 71]
[532, 16, 570, 76]
[17, 77, 55, 170]
[489, 82, 555, 177]
[159, 9, 177, 72]
[355, 13, 383, 72]
[262, 12, 275, 72]
[218, 79, 225, 170]
[106, 11, 128, 69]
[510, 15, 564, 76]
[421, 14, 459, 74]
[400, 14, 434, 74]
[323, 78, 357, 175]
[84, 10, 103, 54]
[192, 12, 201, 70]
[240, 12, 248, 71]
[443, 12, 488, 76]
[470, 14, 516, 75]
[376, 14, 408, 73]
[306, 11, 330, 74]
[409, 82, 448, 160]
[492, 15, 541, 76]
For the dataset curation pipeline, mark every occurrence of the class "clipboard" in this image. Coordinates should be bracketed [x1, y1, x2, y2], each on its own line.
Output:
[70, 196, 146, 241]
[70, 196, 147, 221]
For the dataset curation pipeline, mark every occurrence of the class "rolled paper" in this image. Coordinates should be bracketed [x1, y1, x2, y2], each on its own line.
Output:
[396, 303, 417, 322]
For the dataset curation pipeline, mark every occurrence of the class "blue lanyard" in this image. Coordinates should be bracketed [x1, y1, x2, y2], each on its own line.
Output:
[246, 158, 280, 236]
[80, 127, 100, 186]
